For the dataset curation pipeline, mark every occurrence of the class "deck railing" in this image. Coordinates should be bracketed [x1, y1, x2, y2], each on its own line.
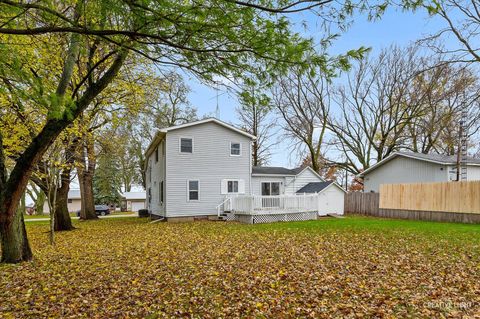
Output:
[227, 194, 319, 215]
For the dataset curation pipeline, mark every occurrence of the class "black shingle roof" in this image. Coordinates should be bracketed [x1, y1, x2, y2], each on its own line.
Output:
[252, 166, 300, 175]
[296, 181, 333, 194]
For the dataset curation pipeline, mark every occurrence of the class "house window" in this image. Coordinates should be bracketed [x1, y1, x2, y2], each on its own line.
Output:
[155, 147, 159, 162]
[261, 182, 280, 196]
[148, 188, 152, 204]
[188, 180, 199, 201]
[227, 180, 239, 193]
[67, 199, 73, 204]
[180, 138, 193, 153]
[230, 142, 241, 156]
[160, 181, 164, 203]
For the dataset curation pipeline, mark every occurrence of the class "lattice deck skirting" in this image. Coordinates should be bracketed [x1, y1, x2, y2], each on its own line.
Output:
[234, 212, 317, 224]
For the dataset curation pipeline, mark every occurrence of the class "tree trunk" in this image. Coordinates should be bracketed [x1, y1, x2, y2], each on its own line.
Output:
[78, 134, 97, 220]
[80, 173, 97, 220]
[35, 190, 46, 215]
[53, 186, 74, 231]
[0, 209, 32, 263]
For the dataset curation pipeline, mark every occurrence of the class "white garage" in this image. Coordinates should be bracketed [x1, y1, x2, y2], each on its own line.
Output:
[296, 181, 346, 216]
[130, 201, 146, 212]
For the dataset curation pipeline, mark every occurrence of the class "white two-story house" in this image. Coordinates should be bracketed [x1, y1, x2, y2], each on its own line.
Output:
[144, 118, 345, 221]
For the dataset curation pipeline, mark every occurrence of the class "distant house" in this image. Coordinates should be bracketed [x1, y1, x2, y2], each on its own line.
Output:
[43, 189, 82, 213]
[144, 118, 345, 221]
[359, 152, 480, 192]
[43, 190, 147, 213]
[121, 192, 147, 212]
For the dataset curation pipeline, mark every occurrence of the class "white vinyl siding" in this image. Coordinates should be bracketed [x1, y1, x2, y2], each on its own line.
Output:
[165, 122, 252, 217]
[363, 156, 448, 193]
[146, 138, 167, 216]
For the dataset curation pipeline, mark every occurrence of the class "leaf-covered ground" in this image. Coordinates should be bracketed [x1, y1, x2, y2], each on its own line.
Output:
[1, 216, 479, 318]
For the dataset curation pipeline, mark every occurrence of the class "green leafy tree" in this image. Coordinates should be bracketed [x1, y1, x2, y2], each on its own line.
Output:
[93, 153, 122, 207]
[0, 0, 372, 263]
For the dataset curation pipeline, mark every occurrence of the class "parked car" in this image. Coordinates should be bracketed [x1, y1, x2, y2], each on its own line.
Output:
[76, 205, 111, 217]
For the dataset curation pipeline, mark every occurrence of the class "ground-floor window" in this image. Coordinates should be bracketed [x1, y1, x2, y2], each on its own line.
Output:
[188, 180, 199, 201]
[228, 180, 239, 193]
[261, 182, 280, 196]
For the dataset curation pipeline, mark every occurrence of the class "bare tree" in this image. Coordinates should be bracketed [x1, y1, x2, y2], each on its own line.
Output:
[271, 68, 330, 173]
[132, 73, 198, 187]
[328, 46, 430, 175]
[405, 64, 480, 155]
[419, 0, 480, 64]
[236, 87, 277, 166]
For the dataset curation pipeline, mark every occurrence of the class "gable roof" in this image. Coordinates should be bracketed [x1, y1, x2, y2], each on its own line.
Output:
[144, 118, 256, 161]
[296, 181, 333, 193]
[159, 118, 256, 139]
[359, 151, 480, 177]
[68, 189, 81, 199]
[296, 181, 347, 194]
[121, 192, 146, 200]
[252, 166, 299, 176]
[251, 166, 325, 181]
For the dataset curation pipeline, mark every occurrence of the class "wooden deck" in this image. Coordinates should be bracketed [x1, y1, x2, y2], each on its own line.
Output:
[219, 194, 320, 223]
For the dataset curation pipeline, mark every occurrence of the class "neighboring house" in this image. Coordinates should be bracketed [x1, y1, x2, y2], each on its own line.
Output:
[43, 189, 82, 213]
[43, 190, 147, 213]
[145, 118, 345, 220]
[121, 192, 147, 212]
[359, 151, 480, 192]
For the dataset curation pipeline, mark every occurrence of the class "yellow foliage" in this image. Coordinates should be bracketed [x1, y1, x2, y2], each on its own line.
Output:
[0, 218, 479, 317]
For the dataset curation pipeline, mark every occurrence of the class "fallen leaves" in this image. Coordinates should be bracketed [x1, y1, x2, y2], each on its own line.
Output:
[0, 217, 479, 318]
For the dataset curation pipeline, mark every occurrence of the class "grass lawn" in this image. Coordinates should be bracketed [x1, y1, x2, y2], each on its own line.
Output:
[1, 216, 479, 318]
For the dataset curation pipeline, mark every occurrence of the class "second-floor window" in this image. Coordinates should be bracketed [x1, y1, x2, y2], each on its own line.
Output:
[155, 147, 159, 162]
[180, 138, 193, 153]
[230, 142, 241, 156]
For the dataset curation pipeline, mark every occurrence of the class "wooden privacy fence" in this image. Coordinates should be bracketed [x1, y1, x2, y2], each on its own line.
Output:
[344, 181, 480, 223]
[380, 181, 480, 214]
[344, 192, 380, 215]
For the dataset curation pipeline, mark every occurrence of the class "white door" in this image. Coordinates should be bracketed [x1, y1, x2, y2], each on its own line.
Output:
[318, 188, 344, 215]
[317, 192, 329, 216]
[131, 201, 145, 212]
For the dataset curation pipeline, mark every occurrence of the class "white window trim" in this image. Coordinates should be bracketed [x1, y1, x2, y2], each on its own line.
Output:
[179, 136, 194, 154]
[227, 179, 240, 194]
[187, 179, 200, 201]
[230, 141, 241, 156]
[261, 181, 282, 196]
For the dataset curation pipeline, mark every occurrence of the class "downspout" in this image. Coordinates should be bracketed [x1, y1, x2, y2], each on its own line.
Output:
[249, 141, 253, 195]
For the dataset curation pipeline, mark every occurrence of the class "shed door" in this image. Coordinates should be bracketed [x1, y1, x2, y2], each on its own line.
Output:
[317, 189, 344, 215]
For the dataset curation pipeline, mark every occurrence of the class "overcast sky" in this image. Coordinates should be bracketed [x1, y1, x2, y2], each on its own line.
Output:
[185, 6, 446, 167]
